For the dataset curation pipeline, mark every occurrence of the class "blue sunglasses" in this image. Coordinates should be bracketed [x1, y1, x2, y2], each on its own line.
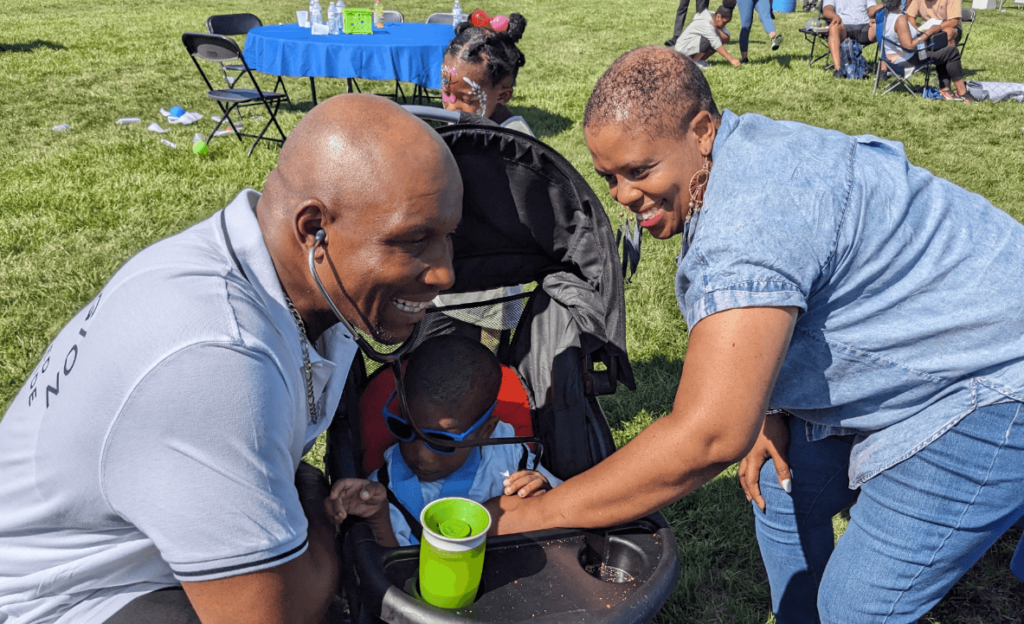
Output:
[382, 391, 498, 455]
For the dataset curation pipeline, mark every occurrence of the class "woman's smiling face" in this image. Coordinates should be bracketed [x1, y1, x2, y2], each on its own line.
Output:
[585, 112, 718, 240]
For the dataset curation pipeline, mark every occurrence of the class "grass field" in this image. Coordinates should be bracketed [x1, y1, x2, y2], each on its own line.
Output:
[2, 0, 1023, 621]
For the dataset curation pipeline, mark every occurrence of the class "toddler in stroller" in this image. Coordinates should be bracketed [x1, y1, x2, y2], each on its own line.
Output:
[327, 336, 560, 547]
[326, 113, 679, 624]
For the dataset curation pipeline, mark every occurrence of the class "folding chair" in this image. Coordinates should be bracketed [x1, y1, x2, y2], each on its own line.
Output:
[872, 9, 936, 96]
[426, 12, 457, 25]
[206, 13, 292, 108]
[182, 33, 288, 157]
[800, 8, 832, 67]
[957, 8, 975, 58]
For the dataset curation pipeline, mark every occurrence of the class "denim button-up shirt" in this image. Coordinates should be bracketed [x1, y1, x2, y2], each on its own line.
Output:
[676, 110, 1024, 488]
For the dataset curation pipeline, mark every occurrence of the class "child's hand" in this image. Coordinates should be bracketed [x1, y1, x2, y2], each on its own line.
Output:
[502, 470, 550, 498]
[324, 479, 388, 528]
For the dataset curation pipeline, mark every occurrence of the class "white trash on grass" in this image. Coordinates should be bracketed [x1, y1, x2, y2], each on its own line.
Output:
[52, 124, 70, 131]
[116, 117, 141, 125]
[160, 108, 204, 125]
[161, 139, 177, 149]
[148, 122, 168, 133]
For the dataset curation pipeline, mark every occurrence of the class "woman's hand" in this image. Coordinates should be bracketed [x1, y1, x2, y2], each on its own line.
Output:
[738, 412, 792, 511]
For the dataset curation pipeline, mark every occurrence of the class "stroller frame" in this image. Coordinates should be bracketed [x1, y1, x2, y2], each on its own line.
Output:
[322, 117, 679, 624]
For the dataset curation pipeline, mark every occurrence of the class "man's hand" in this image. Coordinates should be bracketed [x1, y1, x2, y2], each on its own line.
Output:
[325, 479, 389, 528]
[738, 412, 792, 511]
[730, 57, 742, 66]
[503, 470, 551, 498]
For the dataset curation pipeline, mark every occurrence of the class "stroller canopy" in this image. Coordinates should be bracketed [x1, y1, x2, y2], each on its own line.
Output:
[437, 125, 635, 395]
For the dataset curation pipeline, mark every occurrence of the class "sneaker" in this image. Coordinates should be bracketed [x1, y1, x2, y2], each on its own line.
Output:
[665, 39, 676, 47]
[741, 57, 750, 64]
[833, 69, 844, 78]
[694, 59, 710, 69]
[771, 33, 784, 50]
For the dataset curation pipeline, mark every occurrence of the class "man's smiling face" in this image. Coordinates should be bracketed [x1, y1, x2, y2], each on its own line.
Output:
[319, 150, 462, 344]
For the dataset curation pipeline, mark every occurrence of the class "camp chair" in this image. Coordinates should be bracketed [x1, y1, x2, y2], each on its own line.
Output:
[206, 13, 292, 108]
[181, 33, 288, 156]
[426, 12, 457, 25]
[800, 8, 832, 67]
[957, 8, 975, 58]
[801, 9, 877, 73]
[872, 9, 936, 96]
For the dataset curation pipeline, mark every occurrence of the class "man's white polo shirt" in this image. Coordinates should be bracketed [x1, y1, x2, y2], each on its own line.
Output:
[0, 190, 357, 624]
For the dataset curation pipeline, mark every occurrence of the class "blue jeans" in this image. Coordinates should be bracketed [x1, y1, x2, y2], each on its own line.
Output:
[737, 0, 776, 53]
[754, 403, 1024, 623]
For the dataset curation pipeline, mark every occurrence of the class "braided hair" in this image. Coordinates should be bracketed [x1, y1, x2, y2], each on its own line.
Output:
[444, 13, 527, 87]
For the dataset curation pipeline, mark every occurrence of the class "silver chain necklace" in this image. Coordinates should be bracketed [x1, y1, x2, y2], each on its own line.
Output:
[284, 296, 319, 425]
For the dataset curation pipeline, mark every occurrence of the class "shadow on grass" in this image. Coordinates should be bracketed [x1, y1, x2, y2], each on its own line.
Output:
[510, 106, 573, 139]
[0, 40, 66, 53]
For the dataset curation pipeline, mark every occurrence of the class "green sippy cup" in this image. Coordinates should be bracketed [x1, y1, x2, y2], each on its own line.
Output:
[418, 497, 491, 609]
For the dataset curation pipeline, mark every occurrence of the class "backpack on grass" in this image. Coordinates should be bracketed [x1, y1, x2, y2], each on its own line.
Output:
[839, 39, 869, 79]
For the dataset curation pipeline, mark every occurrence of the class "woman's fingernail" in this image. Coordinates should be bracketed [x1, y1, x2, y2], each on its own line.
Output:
[781, 479, 792, 493]
[745, 494, 752, 502]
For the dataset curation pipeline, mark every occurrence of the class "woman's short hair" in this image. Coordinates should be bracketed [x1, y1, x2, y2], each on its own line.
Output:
[584, 46, 720, 140]
[716, 6, 734, 19]
[881, 0, 901, 13]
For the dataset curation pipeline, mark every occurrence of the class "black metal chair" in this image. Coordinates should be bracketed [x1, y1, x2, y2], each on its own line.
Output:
[182, 33, 288, 157]
[206, 13, 292, 108]
[957, 8, 975, 58]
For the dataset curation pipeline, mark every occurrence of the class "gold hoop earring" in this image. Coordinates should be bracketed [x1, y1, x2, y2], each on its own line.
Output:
[687, 156, 712, 219]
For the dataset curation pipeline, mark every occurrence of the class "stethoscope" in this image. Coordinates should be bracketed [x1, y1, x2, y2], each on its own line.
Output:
[308, 229, 542, 456]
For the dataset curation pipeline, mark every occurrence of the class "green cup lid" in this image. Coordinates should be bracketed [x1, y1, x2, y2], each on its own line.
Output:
[439, 519, 471, 538]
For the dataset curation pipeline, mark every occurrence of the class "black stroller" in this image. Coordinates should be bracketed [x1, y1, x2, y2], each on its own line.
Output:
[322, 107, 679, 624]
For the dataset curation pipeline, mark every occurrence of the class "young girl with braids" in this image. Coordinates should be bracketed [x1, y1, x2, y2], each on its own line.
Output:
[428, 12, 531, 343]
[441, 13, 533, 137]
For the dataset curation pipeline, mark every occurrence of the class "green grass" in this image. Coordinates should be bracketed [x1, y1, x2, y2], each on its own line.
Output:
[2, 0, 1023, 621]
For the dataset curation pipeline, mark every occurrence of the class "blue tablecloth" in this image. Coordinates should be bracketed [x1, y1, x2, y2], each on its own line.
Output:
[244, 23, 453, 89]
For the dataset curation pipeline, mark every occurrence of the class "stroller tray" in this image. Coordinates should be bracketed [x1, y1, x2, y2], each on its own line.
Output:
[351, 518, 679, 624]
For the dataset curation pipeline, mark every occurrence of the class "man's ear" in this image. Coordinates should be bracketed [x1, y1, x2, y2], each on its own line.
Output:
[296, 202, 327, 255]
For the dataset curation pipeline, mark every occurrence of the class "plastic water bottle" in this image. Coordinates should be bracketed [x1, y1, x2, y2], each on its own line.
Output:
[337, 0, 345, 32]
[916, 40, 927, 61]
[373, 0, 384, 28]
[310, 0, 322, 26]
[327, 2, 337, 33]
[452, 0, 462, 30]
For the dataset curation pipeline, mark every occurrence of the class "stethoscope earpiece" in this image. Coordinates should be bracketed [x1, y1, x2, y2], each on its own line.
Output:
[315, 229, 326, 243]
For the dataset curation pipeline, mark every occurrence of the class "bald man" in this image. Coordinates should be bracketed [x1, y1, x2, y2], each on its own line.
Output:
[0, 95, 462, 624]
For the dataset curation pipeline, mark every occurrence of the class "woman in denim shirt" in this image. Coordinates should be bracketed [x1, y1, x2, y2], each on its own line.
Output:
[493, 46, 1024, 622]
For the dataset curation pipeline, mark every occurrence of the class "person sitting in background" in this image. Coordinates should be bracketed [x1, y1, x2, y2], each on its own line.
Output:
[326, 337, 560, 547]
[823, 0, 880, 78]
[676, 5, 741, 68]
[881, 0, 974, 100]
[906, 0, 962, 48]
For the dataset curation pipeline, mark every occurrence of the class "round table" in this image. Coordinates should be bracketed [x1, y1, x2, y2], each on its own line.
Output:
[243, 23, 454, 104]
